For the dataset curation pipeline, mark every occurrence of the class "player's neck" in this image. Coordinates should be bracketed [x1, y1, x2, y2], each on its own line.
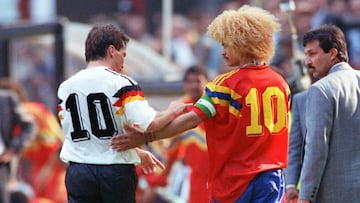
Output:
[240, 60, 266, 68]
[87, 60, 109, 68]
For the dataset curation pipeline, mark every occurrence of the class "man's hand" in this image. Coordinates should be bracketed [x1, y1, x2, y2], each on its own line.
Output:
[111, 125, 145, 151]
[168, 100, 192, 117]
[135, 148, 165, 175]
[286, 187, 299, 203]
[299, 200, 311, 203]
[0, 149, 15, 163]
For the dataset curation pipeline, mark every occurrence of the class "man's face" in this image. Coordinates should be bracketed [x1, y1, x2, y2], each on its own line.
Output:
[112, 43, 127, 73]
[304, 40, 333, 79]
[184, 73, 207, 102]
[221, 43, 240, 67]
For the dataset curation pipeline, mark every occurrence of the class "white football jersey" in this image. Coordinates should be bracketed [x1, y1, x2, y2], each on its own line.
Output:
[57, 66, 156, 164]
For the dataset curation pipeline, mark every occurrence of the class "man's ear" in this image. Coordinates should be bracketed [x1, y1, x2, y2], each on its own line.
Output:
[107, 45, 116, 57]
[329, 47, 338, 60]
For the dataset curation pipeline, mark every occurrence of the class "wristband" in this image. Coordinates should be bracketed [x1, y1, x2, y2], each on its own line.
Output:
[144, 131, 156, 145]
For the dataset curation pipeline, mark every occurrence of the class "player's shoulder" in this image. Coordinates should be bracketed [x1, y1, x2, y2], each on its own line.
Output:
[61, 67, 138, 87]
[59, 68, 87, 84]
[99, 67, 139, 86]
[210, 68, 239, 85]
[293, 90, 308, 100]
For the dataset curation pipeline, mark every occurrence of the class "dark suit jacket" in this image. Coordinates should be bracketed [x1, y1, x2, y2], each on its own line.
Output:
[0, 89, 36, 155]
[299, 62, 360, 202]
[285, 90, 308, 187]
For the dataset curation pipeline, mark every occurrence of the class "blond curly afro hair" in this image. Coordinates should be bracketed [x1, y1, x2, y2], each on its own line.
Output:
[207, 5, 281, 63]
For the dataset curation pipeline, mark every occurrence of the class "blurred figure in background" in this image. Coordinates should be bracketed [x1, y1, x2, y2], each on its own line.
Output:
[121, 14, 155, 46]
[158, 66, 210, 203]
[192, 12, 223, 79]
[271, 0, 317, 94]
[0, 78, 37, 203]
[309, 0, 330, 29]
[171, 14, 197, 70]
[343, 0, 360, 69]
[132, 66, 210, 203]
[134, 139, 170, 203]
[18, 103, 66, 203]
[0, 78, 66, 203]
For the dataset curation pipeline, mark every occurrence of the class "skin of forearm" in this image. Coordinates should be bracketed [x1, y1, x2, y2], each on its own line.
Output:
[146, 110, 176, 132]
[152, 111, 202, 141]
[147, 101, 193, 131]
[110, 111, 202, 151]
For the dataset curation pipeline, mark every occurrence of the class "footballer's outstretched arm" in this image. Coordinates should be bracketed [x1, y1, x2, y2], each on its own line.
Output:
[111, 111, 202, 151]
[146, 100, 192, 132]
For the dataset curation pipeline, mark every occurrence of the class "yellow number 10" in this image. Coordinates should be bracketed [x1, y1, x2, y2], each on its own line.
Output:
[245, 87, 287, 136]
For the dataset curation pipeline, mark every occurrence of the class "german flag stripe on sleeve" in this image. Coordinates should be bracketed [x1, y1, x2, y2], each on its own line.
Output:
[113, 85, 145, 108]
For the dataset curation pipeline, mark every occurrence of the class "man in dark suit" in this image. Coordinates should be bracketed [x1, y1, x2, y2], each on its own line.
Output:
[299, 25, 360, 203]
[0, 88, 36, 203]
[285, 68, 318, 203]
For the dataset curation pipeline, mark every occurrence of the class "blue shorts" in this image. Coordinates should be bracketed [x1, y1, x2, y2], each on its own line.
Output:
[213, 169, 284, 203]
[65, 162, 137, 203]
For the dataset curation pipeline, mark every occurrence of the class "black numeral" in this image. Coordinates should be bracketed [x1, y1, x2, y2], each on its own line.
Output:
[65, 93, 118, 142]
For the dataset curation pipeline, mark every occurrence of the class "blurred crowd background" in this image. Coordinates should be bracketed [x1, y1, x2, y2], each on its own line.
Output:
[1, 0, 360, 202]
[1, 0, 360, 111]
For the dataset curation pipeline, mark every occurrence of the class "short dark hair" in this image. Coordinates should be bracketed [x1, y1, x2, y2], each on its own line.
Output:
[85, 24, 129, 63]
[183, 65, 209, 81]
[303, 24, 348, 62]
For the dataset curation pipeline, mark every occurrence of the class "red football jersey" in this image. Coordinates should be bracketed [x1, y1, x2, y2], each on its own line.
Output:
[193, 65, 291, 203]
